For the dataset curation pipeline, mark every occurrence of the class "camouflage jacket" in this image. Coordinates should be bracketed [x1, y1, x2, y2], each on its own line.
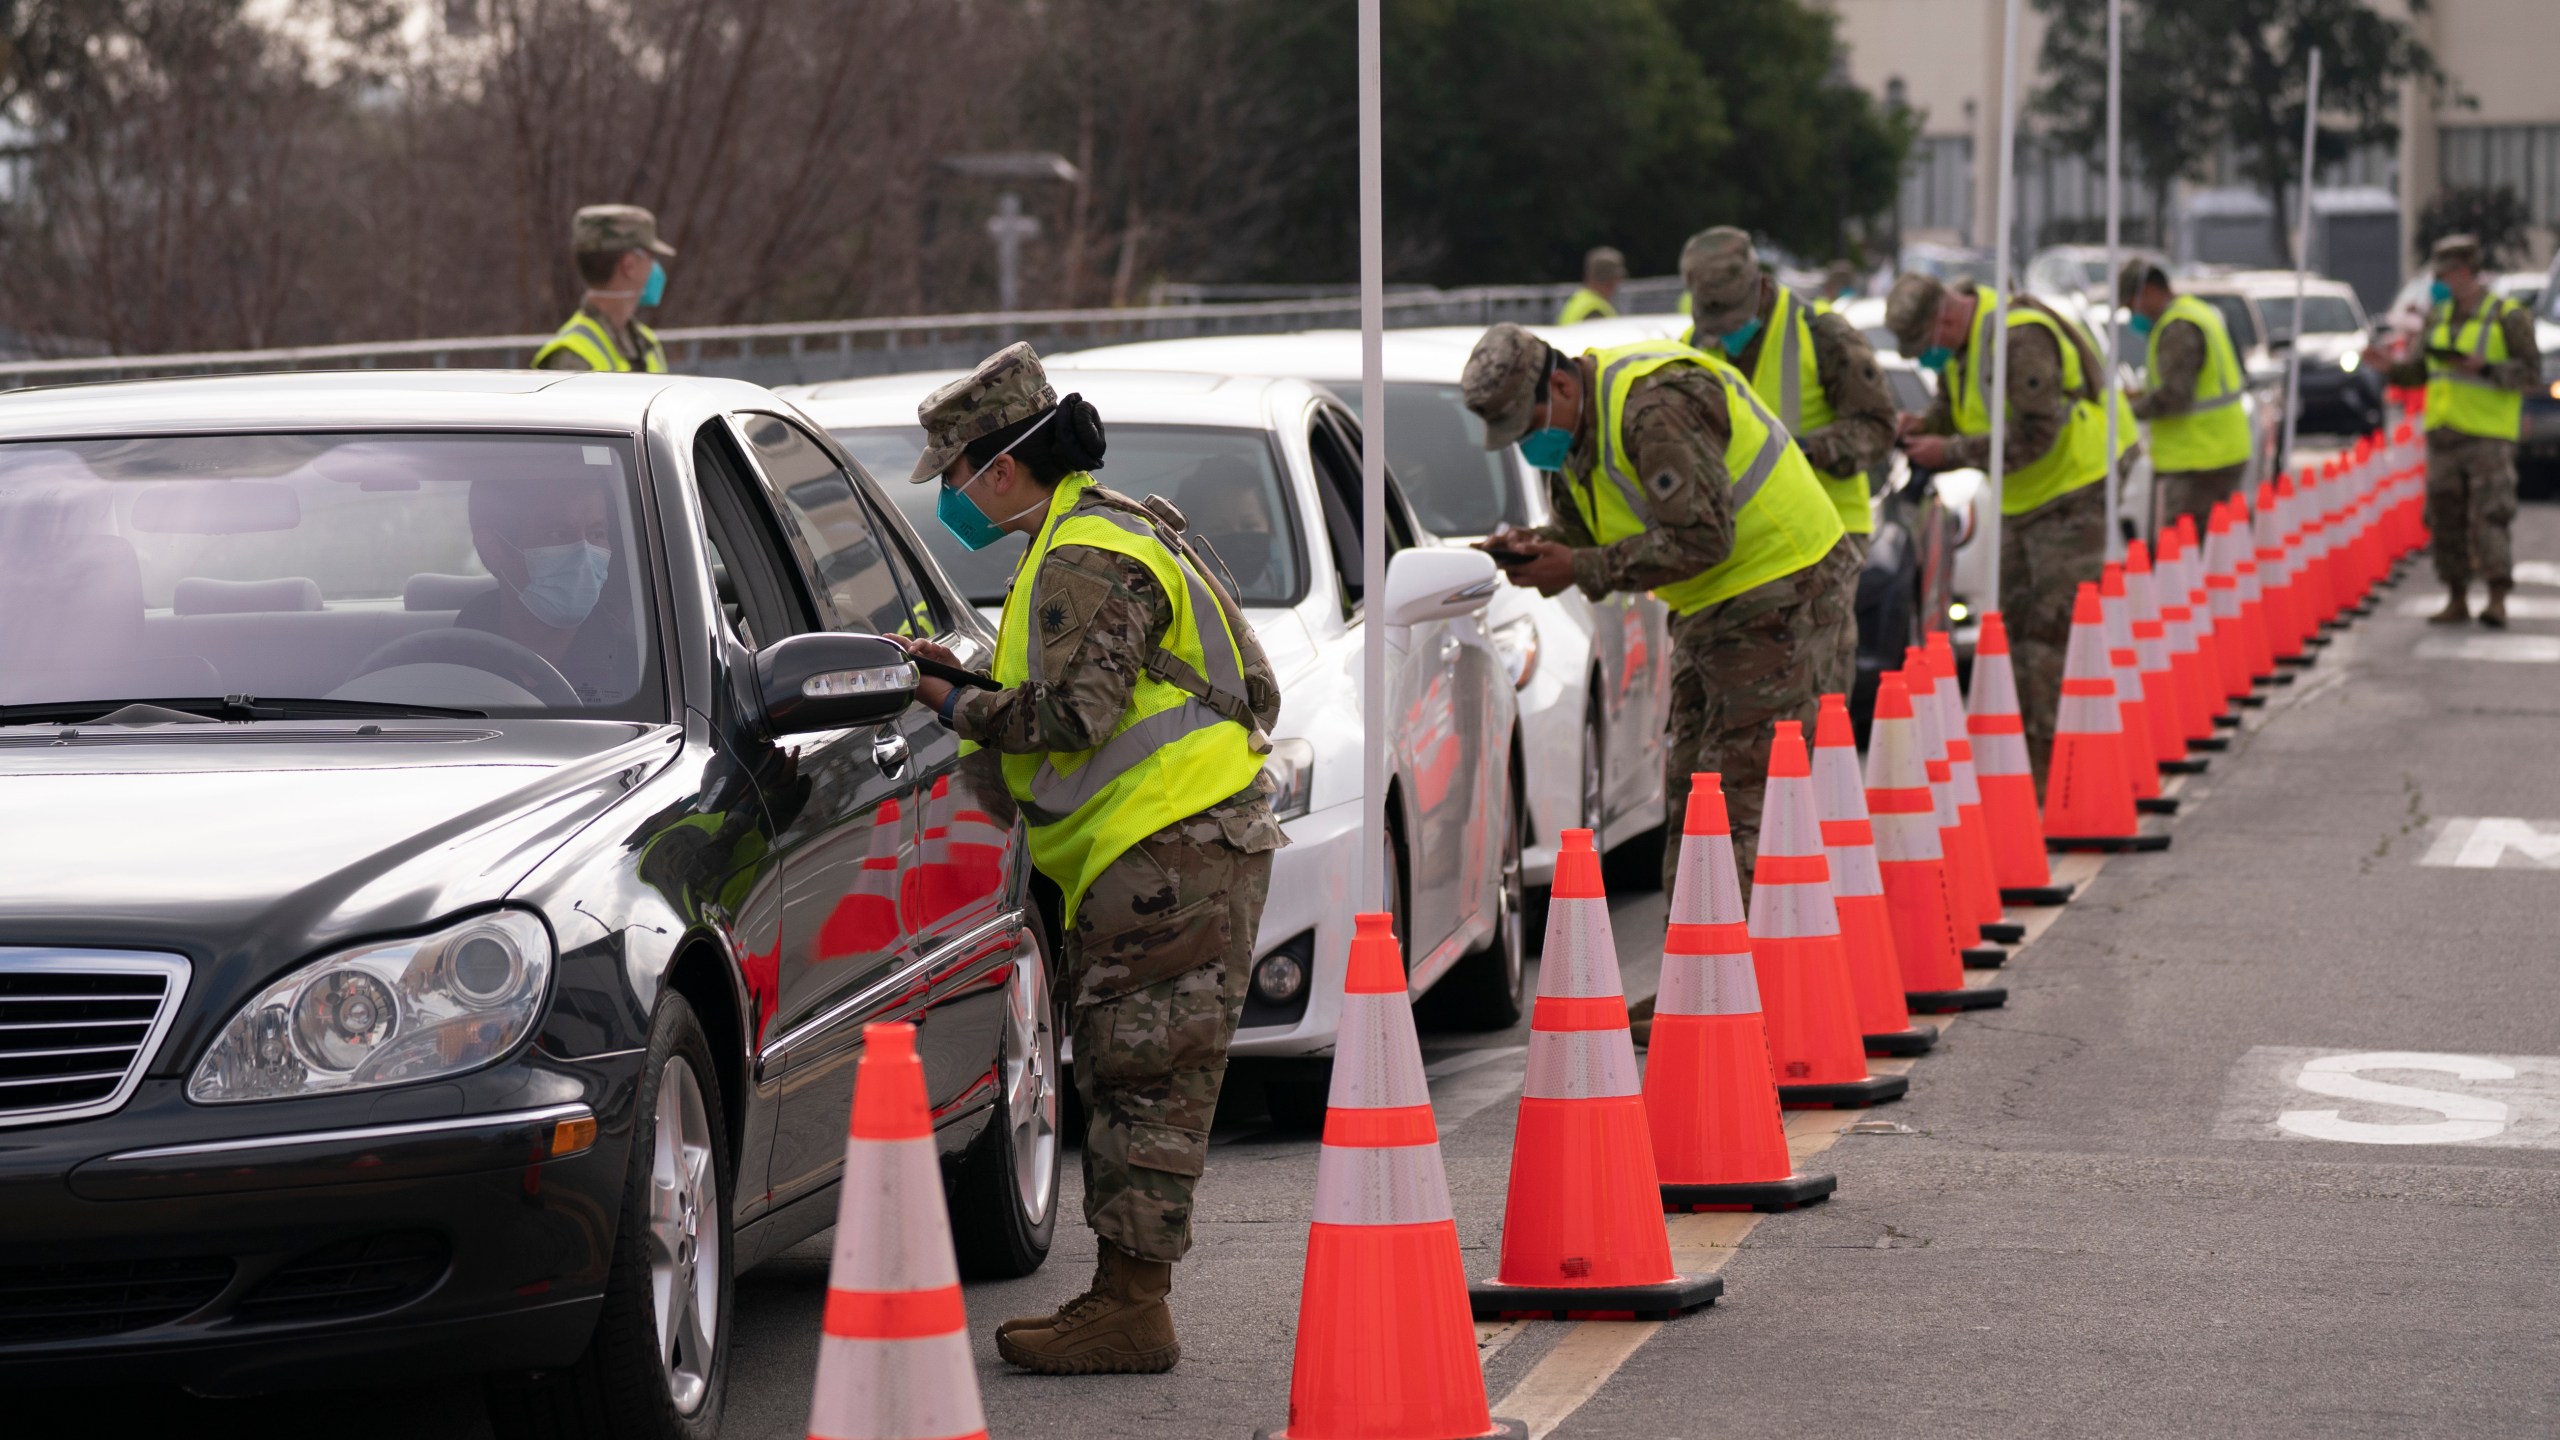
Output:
[2382, 296, 2542, 394]
[1919, 318, 2071, 475]
[1532, 359, 1739, 602]
[1725, 301, 1898, 478]
[2129, 316, 2208, 421]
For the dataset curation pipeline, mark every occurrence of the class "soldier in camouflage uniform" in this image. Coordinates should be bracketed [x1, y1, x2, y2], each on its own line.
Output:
[901, 344, 1283, 1376]
[1889, 273, 2110, 784]
[2117, 260, 2248, 532]
[2373, 234, 2541, 628]
[1464, 323, 1856, 906]
[1683, 227, 1897, 700]
[531, 205, 675, 373]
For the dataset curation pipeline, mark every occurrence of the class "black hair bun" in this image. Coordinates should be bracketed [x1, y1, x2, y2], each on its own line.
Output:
[1055, 392, 1108, 471]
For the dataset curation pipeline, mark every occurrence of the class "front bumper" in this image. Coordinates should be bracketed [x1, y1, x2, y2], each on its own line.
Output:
[1230, 795, 1363, 1059]
[0, 1054, 638, 1394]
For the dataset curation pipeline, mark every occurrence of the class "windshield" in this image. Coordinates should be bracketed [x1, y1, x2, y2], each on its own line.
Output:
[1330, 381, 1528, 537]
[2258, 293, 2364, 341]
[0, 433, 659, 717]
[841, 423, 1306, 610]
[2198, 294, 2261, 349]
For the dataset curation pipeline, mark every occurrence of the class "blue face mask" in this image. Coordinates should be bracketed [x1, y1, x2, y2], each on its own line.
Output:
[2429, 279, 2453, 305]
[640, 261, 668, 307]
[935, 411, 1057, 550]
[1717, 316, 1764, 354]
[1518, 427, 1574, 472]
[510, 540, 612, 628]
[2128, 313, 2154, 337]
[1917, 345, 1952, 372]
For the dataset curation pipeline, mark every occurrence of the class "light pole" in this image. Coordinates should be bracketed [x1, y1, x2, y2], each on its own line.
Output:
[936, 151, 1084, 313]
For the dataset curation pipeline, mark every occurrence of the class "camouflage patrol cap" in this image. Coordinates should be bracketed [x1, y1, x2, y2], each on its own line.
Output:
[1821, 259, 1861, 299]
[1462, 323, 1557, 452]
[571, 204, 676, 259]
[2115, 256, 2169, 304]
[1885, 273, 1950, 355]
[1680, 227, 1763, 334]
[911, 342, 1057, 481]
[2429, 233, 2482, 274]
[1584, 246, 1627, 285]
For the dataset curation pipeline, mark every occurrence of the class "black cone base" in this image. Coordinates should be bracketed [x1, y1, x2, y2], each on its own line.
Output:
[2189, 735, 2231, 751]
[1979, 921, 2026, 943]
[2159, 757, 2210, 773]
[1908, 984, 2007, 1012]
[1865, 1025, 1937, 1057]
[2047, 831, 2172, 852]
[2136, 796, 2180, 815]
[1663, 1170, 1838, 1213]
[2237, 693, 2268, 708]
[1778, 1071, 1909, 1108]
[1961, 946, 2008, 968]
[1469, 1271, 1722, 1321]
[2305, 633, 2333, 647]
[2212, 711, 2242, 728]
[2264, 670, 2296, 685]
[2001, 883, 2076, 906]
[2276, 652, 2314, 668]
[1266, 1422, 1529, 1440]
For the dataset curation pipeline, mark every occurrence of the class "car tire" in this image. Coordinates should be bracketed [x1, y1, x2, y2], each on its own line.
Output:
[1426, 776, 1526, 1031]
[947, 929, 1063, 1280]
[486, 994, 731, 1440]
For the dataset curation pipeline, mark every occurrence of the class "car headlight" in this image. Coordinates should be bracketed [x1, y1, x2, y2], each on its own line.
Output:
[1265, 737, 1316, 822]
[2338, 350, 2359, 372]
[1490, 615, 1541, 690]
[189, 910, 554, 1103]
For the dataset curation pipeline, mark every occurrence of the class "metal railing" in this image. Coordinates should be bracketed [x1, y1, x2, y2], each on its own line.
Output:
[0, 277, 1692, 393]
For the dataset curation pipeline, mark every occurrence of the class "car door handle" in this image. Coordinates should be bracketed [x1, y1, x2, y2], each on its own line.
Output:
[871, 731, 910, 777]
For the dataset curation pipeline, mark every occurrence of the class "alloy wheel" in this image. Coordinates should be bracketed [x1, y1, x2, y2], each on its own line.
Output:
[1003, 943, 1060, 1228]
[646, 1058, 720, 1417]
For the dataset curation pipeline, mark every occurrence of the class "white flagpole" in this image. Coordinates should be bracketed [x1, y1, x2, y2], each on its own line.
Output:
[1984, 0, 2023, 602]
[2280, 47, 2323, 476]
[1357, 0, 1387, 913]
[2102, 0, 2123, 560]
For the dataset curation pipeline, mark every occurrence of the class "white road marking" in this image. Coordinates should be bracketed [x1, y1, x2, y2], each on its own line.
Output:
[2418, 818, 2560, 869]
[2412, 633, 2560, 663]
[2398, 593, 2560, 619]
[2217, 1046, 2560, 1148]
[2510, 560, 2560, 588]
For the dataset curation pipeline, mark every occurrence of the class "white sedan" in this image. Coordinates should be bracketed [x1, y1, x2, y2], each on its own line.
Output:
[780, 369, 1524, 1119]
[1047, 331, 1671, 891]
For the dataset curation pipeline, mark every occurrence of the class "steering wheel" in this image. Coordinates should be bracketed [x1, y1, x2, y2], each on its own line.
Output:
[347, 627, 582, 709]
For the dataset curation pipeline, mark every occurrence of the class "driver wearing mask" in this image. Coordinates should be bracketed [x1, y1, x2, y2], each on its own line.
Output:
[460, 476, 634, 703]
[1176, 458, 1282, 597]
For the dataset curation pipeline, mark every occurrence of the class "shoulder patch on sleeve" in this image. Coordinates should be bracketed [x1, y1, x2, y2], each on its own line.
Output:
[1034, 559, 1116, 653]
[1649, 468, 1681, 500]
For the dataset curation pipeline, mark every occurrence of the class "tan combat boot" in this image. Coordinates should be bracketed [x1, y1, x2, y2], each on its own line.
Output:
[2429, 586, 2471, 625]
[2481, 584, 2510, 629]
[995, 1244, 1180, 1374]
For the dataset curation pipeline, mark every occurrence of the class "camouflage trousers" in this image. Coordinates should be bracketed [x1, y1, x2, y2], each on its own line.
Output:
[1660, 538, 1861, 903]
[2425, 432, 2518, 590]
[2000, 481, 2107, 787]
[1814, 530, 1869, 702]
[2155, 462, 2246, 539]
[1066, 826, 1273, 1264]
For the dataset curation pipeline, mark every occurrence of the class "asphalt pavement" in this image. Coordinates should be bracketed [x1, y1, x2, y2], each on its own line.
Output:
[38, 500, 2560, 1439]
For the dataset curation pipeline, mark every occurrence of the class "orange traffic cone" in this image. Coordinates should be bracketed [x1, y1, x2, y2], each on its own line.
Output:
[1750, 723, 1911, 1108]
[2248, 482, 2301, 682]
[805, 1021, 988, 1440]
[2157, 525, 2226, 754]
[1905, 647, 2001, 966]
[2044, 582, 2168, 852]
[2125, 540, 2205, 776]
[1967, 613, 2070, 904]
[1471, 829, 1721, 1320]
[1269, 914, 1525, 1440]
[2100, 563, 2171, 814]
[1813, 696, 1936, 1057]
[1646, 773, 1841, 1210]
[2204, 502, 2257, 711]
[1867, 674, 2006, 1014]
[1926, 632, 2018, 946]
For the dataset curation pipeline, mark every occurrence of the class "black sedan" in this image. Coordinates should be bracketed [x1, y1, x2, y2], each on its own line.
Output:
[0, 371, 1062, 1438]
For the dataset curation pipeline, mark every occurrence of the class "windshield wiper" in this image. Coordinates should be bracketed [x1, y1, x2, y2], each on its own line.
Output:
[0, 695, 488, 725]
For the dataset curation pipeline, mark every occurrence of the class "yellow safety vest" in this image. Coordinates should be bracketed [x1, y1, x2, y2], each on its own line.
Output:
[1558, 341, 1843, 616]
[2145, 293, 2252, 473]
[1947, 286, 2127, 516]
[992, 474, 1266, 923]
[1691, 291, 1868, 536]
[2424, 295, 2523, 442]
[1557, 288, 1619, 325]
[531, 310, 669, 373]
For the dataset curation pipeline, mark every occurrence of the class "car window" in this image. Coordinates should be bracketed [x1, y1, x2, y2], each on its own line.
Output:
[737, 413, 934, 639]
[0, 432, 661, 716]
[2196, 294, 2261, 350]
[1328, 382, 1530, 537]
[2257, 293, 2365, 342]
[693, 421, 816, 651]
[1304, 409, 1415, 612]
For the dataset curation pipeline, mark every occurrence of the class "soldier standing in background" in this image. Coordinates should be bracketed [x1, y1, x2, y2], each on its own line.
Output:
[1681, 227, 1896, 700]
[1556, 246, 1627, 324]
[1888, 273, 2124, 785]
[2118, 260, 2252, 534]
[2370, 234, 2541, 628]
[532, 204, 675, 373]
[898, 344, 1283, 1376]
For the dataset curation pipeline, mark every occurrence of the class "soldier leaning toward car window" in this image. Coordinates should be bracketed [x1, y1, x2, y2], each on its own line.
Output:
[1464, 321, 1852, 914]
[2367, 234, 2541, 629]
[895, 342, 1284, 1376]
[2118, 259, 2252, 535]
[1557, 246, 1626, 325]
[1888, 273, 2131, 786]
[1681, 227, 1896, 700]
[531, 205, 675, 373]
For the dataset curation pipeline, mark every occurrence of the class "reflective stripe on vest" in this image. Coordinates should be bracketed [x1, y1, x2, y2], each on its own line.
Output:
[530, 311, 668, 373]
[1560, 341, 1843, 616]
[1694, 293, 1869, 534]
[2425, 296, 2523, 442]
[2147, 294, 2252, 472]
[1947, 286, 2121, 515]
[992, 474, 1264, 924]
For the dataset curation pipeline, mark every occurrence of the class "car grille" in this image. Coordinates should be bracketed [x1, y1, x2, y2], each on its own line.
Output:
[232, 1232, 450, 1325]
[0, 1256, 236, 1343]
[0, 950, 192, 1127]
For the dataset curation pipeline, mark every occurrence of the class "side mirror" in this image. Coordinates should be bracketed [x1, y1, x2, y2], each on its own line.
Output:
[1379, 547, 1499, 628]
[755, 632, 917, 735]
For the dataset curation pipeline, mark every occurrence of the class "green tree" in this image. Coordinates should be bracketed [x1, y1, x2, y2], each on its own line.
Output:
[2030, 0, 2223, 244]
[2415, 184, 2532, 269]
